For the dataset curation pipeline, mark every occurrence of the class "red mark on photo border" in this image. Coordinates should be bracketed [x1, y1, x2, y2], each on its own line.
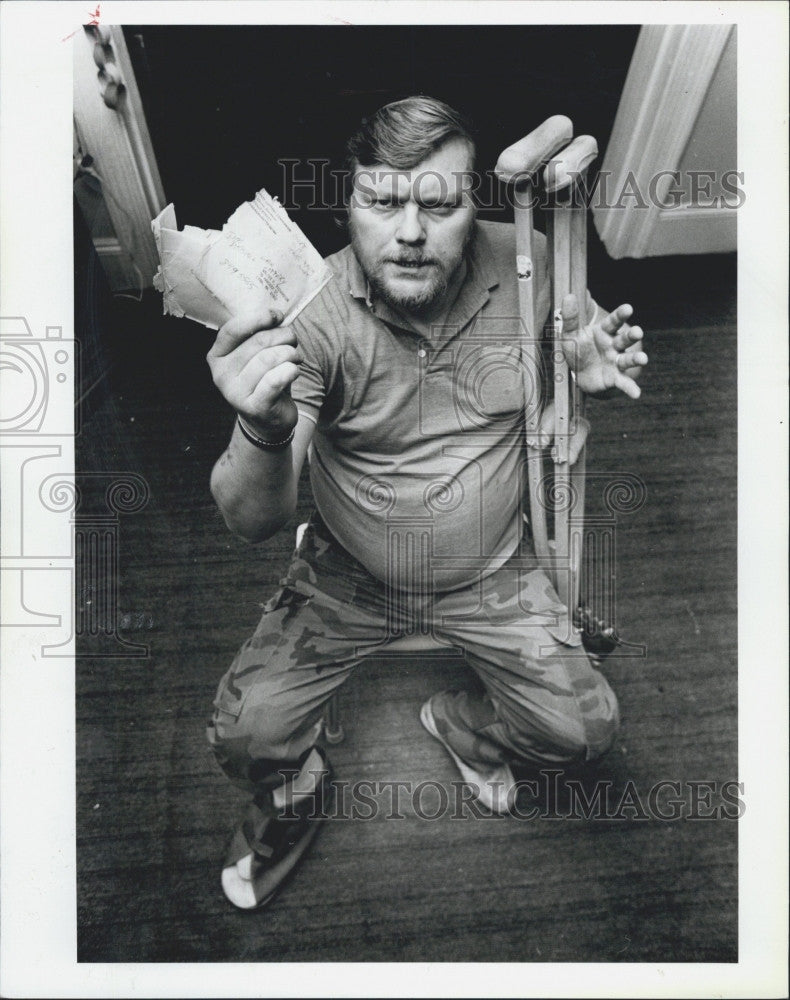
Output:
[62, 3, 101, 42]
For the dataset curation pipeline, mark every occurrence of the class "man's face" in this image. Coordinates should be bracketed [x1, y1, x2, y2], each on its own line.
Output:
[347, 137, 477, 318]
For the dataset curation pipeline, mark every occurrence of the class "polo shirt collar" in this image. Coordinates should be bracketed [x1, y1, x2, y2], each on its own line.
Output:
[345, 221, 500, 331]
[346, 247, 371, 304]
[446, 224, 500, 331]
[467, 222, 500, 296]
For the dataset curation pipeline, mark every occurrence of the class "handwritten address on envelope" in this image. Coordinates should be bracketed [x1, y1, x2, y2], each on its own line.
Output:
[151, 189, 332, 329]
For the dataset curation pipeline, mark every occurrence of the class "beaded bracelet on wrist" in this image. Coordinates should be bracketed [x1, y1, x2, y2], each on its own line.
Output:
[237, 415, 295, 452]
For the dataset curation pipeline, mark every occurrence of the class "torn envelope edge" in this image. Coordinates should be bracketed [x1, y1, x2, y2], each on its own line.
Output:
[151, 203, 333, 330]
[281, 269, 332, 326]
[154, 212, 232, 329]
[151, 204, 184, 318]
[152, 206, 232, 329]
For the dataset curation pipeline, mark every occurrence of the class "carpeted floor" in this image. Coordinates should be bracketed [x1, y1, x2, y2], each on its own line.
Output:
[75, 239, 737, 963]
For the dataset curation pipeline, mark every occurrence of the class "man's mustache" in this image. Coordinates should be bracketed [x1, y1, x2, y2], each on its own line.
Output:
[386, 255, 439, 266]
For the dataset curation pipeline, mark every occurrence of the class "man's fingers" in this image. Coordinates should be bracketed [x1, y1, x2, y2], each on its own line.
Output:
[247, 361, 301, 412]
[208, 308, 286, 359]
[238, 344, 301, 397]
[560, 293, 580, 334]
[209, 333, 299, 401]
[529, 401, 554, 449]
[612, 323, 643, 352]
[617, 350, 648, 369]
[530, 404, 591, 463]
[599, 303, 634, 336]
[220, 327, 298, 376]
[614, 371, 641, 400]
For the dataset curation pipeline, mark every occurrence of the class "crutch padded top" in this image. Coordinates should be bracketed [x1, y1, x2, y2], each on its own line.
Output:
[494, 115, 574, 184]
[543, 135, 599, 193]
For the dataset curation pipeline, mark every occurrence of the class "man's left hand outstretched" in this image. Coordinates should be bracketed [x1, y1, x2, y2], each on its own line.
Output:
[560, 293, 648, 399]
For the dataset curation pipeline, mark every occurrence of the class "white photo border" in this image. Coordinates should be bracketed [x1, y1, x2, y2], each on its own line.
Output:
[0, 1, 787, 997]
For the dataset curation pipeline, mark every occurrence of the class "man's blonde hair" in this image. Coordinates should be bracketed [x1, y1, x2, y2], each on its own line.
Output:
[345, 95, 476, 174]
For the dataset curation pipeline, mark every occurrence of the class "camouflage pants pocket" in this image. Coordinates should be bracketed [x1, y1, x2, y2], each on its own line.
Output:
[212, 587, 312, 720]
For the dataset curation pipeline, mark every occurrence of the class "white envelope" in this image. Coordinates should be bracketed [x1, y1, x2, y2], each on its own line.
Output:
[151, 189, 332, 330]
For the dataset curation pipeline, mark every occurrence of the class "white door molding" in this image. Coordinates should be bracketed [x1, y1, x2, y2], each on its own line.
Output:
[73, 26, 166, 293]
[593, 24, 736, 259]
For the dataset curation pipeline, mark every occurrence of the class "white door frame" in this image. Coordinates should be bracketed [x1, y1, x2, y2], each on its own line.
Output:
[73, 26, 166, 293]
[593, 24, 736, 259]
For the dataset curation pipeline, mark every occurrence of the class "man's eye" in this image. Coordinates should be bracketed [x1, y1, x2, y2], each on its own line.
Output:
[416, 206, 454, 219]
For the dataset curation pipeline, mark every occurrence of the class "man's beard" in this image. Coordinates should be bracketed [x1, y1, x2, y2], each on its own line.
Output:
[349, 222, 476, 318]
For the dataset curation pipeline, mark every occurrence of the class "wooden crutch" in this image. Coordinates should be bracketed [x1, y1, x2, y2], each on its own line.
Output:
[543, 135, 599, 616]
[495, 116, 574, 575]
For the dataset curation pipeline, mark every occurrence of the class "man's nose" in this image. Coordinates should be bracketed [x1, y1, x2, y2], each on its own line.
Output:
[395, 202, 426, 244]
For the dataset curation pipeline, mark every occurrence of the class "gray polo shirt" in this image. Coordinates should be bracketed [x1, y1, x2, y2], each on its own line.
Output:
[291, 220, 552, 593]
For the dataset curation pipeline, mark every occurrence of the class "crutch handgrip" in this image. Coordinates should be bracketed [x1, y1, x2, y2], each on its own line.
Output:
[543, 135, 599, 194]
[494, 115, 573, 184]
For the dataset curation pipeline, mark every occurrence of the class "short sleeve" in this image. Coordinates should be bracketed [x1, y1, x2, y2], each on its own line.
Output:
[289, 289, 335, 424]
[290, 336, 324, 424]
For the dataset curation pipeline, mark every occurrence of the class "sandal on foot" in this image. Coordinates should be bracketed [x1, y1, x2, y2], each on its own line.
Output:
[420, 694, 516, 815]
[221, 746, 333, 910]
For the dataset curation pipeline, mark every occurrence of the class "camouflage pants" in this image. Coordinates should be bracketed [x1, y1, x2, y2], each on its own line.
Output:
[207, 513, 619, 792]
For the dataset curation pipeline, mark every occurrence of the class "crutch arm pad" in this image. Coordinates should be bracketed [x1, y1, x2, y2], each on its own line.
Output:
[543, 135, 599, 193]
[495, 115, 574, 184]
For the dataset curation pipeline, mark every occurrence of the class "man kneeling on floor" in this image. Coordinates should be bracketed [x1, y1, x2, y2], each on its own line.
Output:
[206, 96, 648, 909]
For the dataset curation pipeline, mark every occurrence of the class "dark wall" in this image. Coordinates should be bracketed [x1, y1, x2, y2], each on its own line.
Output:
[124, 24, 639, 253]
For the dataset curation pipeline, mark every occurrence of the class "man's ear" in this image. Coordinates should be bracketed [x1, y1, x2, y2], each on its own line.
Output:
[336, 161, 356, 226]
